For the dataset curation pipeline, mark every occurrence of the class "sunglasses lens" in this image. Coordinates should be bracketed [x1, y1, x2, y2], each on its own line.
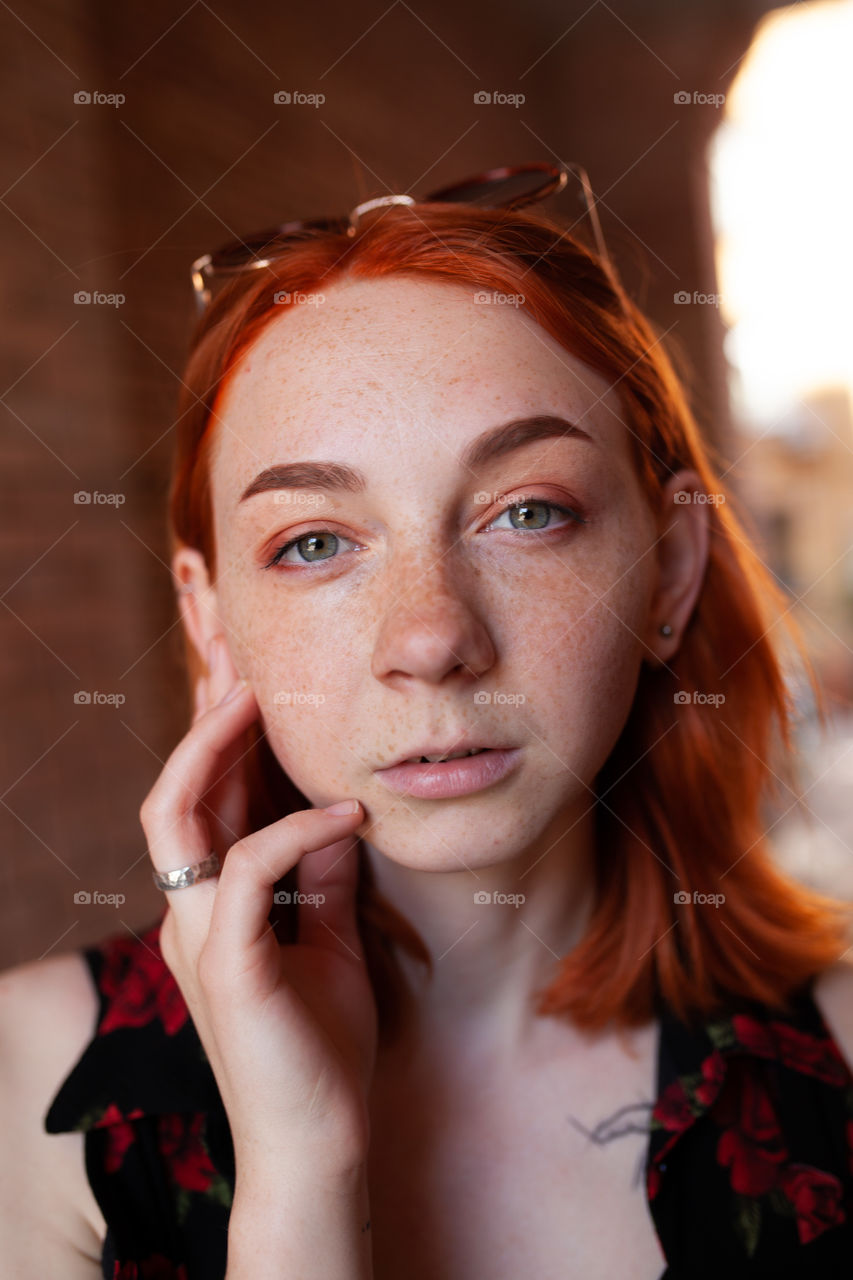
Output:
[208, 218, 346, 271]
[426, 166, 559, 210]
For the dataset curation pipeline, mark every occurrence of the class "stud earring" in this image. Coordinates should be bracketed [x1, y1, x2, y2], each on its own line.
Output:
[659, 623, 673, 637]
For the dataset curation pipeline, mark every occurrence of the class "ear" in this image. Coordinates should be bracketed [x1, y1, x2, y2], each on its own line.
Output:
[643, 469, 711, 669]
[171, 545, 224, 673]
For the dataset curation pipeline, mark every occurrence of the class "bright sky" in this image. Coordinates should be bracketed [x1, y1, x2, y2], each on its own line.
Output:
[709, 0, 853, 428]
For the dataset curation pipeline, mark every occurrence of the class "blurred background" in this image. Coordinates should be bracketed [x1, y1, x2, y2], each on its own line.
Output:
[1, 0, 851, 966]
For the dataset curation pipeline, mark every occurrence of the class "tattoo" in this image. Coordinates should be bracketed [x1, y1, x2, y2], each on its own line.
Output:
[566, 1098, 657, 1189]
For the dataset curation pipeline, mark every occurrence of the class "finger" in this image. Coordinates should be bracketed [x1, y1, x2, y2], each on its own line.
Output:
[206, 634, 243, 707]
[141, 681, 258, 941]
[297, 834, 365, 961]
[204, 804, 364, 961]
[192, 672, 206, 723]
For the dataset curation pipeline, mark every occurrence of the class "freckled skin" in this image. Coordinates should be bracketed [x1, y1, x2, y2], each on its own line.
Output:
[175, 274, 706, 1029]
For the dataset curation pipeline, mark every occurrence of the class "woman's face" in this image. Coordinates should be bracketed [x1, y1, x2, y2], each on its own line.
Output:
[200, 274, 670, 873]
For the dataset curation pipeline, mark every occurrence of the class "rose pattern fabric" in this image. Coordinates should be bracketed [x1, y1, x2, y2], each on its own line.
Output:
[647, 1005, 853, 1263]
[43, 916, 853, 1278]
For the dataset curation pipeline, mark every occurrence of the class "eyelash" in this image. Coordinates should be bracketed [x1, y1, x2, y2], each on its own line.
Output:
[261, 497, 588, 572]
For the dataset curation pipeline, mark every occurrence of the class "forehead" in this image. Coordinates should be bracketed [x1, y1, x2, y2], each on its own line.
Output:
[209, 275, 629, 492]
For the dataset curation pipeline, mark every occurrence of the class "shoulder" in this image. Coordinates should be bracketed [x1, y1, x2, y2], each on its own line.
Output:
[811, 955, 853, 1074]
[0, 949, 107, 1269]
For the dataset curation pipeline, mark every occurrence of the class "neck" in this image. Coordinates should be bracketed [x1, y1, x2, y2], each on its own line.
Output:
[360, 799, 598, 1066]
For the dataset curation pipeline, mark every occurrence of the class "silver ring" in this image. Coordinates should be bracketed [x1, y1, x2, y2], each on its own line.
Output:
[152, 851, 221, 892]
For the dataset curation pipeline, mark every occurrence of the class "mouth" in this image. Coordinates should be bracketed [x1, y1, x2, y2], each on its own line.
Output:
[382, 741, 509, 768]
[402, 746, 494, 765]
[373, 746, 522, 799]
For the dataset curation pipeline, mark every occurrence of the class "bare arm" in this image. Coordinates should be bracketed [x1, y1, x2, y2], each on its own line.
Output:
[226, 1159, 373, 1279]
[0, 953, 105, 1279]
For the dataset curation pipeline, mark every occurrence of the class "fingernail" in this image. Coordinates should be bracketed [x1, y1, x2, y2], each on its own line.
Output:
[324, 799, 360, 815]
[218, 677, 248, 705]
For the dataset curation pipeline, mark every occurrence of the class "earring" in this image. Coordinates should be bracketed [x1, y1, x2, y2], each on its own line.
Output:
[659, 623, 673, 636]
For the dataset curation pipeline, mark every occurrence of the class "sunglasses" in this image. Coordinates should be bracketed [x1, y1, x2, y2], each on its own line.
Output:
[190, 160, 611, 315]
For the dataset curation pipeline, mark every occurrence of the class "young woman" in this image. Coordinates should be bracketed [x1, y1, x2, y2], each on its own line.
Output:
[3, 163, 853, 1279]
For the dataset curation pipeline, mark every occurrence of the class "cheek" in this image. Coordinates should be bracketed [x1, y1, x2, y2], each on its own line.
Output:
[218, 583, 364, 804]
[500, 537, 653, 776]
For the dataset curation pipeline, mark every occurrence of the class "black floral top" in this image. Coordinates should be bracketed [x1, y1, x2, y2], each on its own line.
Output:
[44, 915, 853, 1279]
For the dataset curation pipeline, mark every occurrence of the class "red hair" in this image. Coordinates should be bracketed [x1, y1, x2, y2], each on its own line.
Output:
[168, 203, 852, 1038]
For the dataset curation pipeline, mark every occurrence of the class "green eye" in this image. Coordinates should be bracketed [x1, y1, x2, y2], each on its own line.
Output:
[262, 498, 587, 573]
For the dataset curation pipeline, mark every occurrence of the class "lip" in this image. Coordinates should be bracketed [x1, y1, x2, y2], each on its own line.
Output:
[384, 737, 508, 769]
[374, 747, 522, 799]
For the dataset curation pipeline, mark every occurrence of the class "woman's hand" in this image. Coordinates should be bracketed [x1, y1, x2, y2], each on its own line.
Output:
[139, 635, 378, 1180]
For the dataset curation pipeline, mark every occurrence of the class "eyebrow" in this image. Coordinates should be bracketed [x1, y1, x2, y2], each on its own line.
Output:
[237, 413, 594, 504]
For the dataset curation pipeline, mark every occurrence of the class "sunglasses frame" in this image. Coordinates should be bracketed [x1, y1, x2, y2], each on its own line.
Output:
[190, 160, 610, 314]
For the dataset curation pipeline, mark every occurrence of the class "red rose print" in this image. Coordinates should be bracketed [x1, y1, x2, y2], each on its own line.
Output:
[99, 923, 189, 1038]
[731, 1015, 850, 1087]
[771, 1023, 850, 1086]
[104, 1117, 138, 1173]
[715, 1060, 787, 1197]
[694, 1049, 727, 1107]
[779, 1163, 846, 1244]
[654, 1079, 695, 1132]
[730, 1014, 774, 1057]
[157, 1113, 217, 1194]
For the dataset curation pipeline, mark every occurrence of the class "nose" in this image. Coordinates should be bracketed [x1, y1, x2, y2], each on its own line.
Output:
[370, 555, 496, 688]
